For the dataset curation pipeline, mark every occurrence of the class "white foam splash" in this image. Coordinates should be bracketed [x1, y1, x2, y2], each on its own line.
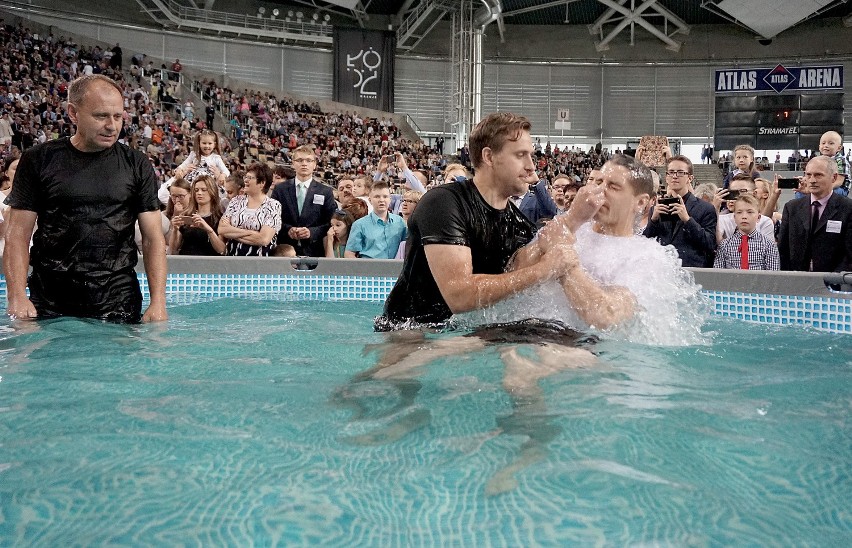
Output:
[463, 223, 711, 346]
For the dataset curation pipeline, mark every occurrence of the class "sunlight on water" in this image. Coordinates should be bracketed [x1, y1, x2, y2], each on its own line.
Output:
[0, 299, 849, 546]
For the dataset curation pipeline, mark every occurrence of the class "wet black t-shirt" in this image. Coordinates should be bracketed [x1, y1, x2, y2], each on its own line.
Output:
[5, 138, 161, 276]
[379, 179, 536, 327]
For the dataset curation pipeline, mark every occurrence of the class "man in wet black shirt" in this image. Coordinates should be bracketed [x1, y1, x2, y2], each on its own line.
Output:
[377, 112, 593, 329]
[3, 75, 167, 323]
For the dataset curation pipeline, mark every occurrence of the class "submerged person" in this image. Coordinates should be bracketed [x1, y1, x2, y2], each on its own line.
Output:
[473, 154, 708, 346]
[3, 74, 167, 323]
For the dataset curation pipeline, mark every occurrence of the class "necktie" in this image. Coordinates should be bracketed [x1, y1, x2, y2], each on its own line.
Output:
[807, 201, 821, 271]
[811, 201, 821, 234]
[739, 233, 749, 270]
[296, 183, 306, 212]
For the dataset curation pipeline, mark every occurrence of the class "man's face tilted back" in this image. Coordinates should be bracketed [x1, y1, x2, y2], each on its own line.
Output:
[68, 81, 124, 152]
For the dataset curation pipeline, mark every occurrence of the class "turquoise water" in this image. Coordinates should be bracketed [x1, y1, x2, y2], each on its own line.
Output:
[0, 298, 850, 546]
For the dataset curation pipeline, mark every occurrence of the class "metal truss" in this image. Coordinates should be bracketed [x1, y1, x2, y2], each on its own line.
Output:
[589, 0, 690, 52]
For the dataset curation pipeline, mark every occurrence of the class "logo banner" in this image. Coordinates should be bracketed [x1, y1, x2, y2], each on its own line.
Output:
[333, 28, 395, 112]
[715, 64, 843, 94]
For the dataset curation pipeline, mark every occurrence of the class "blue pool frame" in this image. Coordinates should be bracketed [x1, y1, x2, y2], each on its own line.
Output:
[0, 257, 850, 334]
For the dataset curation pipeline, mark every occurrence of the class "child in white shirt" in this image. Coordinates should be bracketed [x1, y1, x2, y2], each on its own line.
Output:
[158, 129, 230, 204]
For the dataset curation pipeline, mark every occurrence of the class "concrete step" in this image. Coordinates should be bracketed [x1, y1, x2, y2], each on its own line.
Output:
[693, 164, 724, 187]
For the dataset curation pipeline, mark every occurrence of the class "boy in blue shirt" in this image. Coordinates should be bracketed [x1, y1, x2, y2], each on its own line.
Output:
[345, 181, 407, 259]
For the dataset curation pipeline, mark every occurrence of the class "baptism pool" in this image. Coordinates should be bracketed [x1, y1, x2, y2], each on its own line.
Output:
[0, 260, 850, 545]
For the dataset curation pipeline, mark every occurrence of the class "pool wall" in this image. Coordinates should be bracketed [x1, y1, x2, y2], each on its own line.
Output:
[1, 257, 850, 334]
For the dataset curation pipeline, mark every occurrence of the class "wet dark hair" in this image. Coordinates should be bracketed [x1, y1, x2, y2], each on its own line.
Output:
[469, 112, 531, 169]
[607, 154, 654, 198]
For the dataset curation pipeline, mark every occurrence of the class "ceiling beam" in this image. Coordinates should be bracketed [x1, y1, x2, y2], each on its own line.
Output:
[593, 0, 683, 51]
[502, 0, 579, 19]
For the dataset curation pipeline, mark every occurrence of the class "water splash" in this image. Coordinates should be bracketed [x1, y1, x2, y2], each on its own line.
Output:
[461, 223, 711, 346]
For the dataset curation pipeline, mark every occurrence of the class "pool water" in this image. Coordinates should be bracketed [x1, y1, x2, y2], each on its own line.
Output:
[0, 298, 850, 545]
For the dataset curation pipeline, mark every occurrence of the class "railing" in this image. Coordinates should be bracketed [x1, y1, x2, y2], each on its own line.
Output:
[160, 0, 332, 38]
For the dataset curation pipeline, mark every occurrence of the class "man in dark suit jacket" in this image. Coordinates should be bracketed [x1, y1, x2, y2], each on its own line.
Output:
[270, 145, 336, 257]
[643, 155, 717, 267]
[519, 178, 559, 227]
[778, 155, 852, 272]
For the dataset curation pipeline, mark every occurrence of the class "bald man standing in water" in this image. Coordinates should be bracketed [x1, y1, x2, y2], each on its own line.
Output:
[4, 74, 167, 323]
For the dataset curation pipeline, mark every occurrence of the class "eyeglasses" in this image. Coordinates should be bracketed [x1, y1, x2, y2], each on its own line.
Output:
[402, 199, 419, 204]
[665, 170, 690, 178]
[293, 158, 316, 164]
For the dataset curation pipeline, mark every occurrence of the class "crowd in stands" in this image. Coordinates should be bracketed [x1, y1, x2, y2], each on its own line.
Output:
[1, 21, 849, 273]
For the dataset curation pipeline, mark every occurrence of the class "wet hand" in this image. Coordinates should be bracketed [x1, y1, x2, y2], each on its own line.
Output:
[537, 216, 576, 252]
[566, 183, 605, 228]
[7, 296, 37, 320]
[544, 243, 580, 280]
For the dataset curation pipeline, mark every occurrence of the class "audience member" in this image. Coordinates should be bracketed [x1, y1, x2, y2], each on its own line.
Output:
[714, 194, 780, 270]
[345, 181, 407, 259]
[753, 177, 782, 223]
[324, 203, 364, 258]
[159, 129, 229, 203]
[271, 145, 336, 256]
[716, 174, 775, 243]
[818, 131, 850, 197]
[778, 156, 852, 272]
[721, 144, 760, 190]
[170, 175, 226, 255]
[219, 162, 281, 256]
[336, 177, 355, 207]
[519, 178, 559, 227]
[224, 172, 244, 201]
[643, 155, 717, 267]
[395, 189, 422, 259]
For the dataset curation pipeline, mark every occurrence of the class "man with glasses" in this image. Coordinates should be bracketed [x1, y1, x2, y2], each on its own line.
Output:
[643, 155, 717, 267]
[271, 144, 336, 257]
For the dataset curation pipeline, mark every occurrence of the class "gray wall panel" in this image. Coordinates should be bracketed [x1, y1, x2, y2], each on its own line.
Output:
[602, 66, 656, 138]
[281, 49, 333, 99]
[222, 42, 280, 88]
[395, 57, 450, 133]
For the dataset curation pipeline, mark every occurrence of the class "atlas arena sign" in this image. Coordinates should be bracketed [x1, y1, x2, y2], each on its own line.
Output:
[715, 64, 843, 93]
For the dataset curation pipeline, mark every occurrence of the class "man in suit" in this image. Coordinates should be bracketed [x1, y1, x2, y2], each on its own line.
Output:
[778, 155, 852, 272]
[519, 177, 559, 227]
[271, 145, 336, 257]
[643, 155, 717, 267]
